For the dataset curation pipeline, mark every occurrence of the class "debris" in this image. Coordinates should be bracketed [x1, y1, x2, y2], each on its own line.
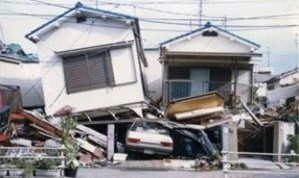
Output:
[113, 153, 128, 164]
[76, 124, 108, 148]
[10, 138, 32, 147]
[0, 105, 10, 132]
[163, 159, 195, 170]
[166, 92, 225, 120]
[174, 106, 224, 120]
[76, 138, 104, 158]
[0, 84, 23, 112]
[53, 105, 76, 116]
[16, 110, 63, 137]
[79, 153, 93, 166]
[44, 139, 61, 148]
[241, 100, 263, 126]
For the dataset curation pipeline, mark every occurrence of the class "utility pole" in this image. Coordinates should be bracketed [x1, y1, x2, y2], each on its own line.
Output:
[198, 0, 203, 27]
[296, 33, 298, 69]
[189, 20, 193, 31]
[133, 5, 137, 17]
[224, 15, 227, 30]
[0, 1, 5, 44]
[267, 46, 270, 67]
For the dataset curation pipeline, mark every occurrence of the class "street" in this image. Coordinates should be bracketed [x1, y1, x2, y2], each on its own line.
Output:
[77, 168, 299, 178]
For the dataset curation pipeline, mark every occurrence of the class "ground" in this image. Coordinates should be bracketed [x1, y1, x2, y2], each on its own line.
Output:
[77, 168, 299, 178]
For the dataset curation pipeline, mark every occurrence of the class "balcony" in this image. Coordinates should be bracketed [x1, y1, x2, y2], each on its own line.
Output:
[164, 80, 253, 103]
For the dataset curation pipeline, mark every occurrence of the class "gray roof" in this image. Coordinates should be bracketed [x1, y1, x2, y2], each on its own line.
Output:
[254, 73, 277, 83]
[266, 67, 298, 83]
[26, 2, 138, 40]
[160, 22, 260, 48]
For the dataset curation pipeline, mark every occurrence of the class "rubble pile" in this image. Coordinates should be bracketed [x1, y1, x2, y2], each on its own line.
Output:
[8, 111, 109, 167]
[0, 84, 298, 173]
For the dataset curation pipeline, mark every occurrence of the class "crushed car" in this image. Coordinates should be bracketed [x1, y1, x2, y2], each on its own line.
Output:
[125, 121, 173, 155]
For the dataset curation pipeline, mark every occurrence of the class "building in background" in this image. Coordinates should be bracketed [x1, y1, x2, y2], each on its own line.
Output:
[143, 45, 162, 101]
[159, 22, 262, 106]
[0, 54, 44, 108]
[265, 68, 299, 107]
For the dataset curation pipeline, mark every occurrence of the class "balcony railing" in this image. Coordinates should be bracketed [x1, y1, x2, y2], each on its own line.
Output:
[164, 80, 253, 103]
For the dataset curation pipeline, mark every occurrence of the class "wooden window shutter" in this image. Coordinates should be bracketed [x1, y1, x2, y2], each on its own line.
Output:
[104, 50, 115, 87]
[63, 50, 115, 94]
[88, 51, 109, 89]
[63, 55, 91, 93]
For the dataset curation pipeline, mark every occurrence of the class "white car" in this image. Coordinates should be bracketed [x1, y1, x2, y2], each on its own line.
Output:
[126, 121, 173, 155]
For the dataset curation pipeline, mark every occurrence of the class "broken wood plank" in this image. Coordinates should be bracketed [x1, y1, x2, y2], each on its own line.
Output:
[19, 111, 63, 137]
[175, 106, 224, 120]
[76, 138, 103, 158]
[241, 101, 263, 126]
[76, 125, 107, 147]
[30, 124, 58, 137]
[77, 124, 123, 149]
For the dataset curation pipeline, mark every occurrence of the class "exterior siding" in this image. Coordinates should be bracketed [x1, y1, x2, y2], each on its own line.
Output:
[167, 34, 252, 54]
[36, 18, 144, 115]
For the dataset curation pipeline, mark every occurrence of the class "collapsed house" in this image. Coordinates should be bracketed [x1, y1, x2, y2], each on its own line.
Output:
[25, 2, 148, 117]
[0, 53, 44, 109]
[265, 67, 299, 107]
[0, 3, 297, 171]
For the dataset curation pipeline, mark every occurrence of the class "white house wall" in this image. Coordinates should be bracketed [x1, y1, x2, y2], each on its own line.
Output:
[111, 47, 136, 85]
[143, 49, 162, 100]
[267, 84, 299, 107]
[36, 18, 144, 116]
[167, 34, 252, 54]
[0, 61, 44, 107]
[40, 18, 135, 52]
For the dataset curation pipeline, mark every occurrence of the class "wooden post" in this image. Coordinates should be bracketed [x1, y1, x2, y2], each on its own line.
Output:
[222, 124, 229, 153]
[234, 58, 238, 107]
[107, 124, 115, 161]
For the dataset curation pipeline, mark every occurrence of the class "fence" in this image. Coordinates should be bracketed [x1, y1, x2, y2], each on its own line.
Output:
[222, 151, 299, 178]
[0, 147, 66, 177]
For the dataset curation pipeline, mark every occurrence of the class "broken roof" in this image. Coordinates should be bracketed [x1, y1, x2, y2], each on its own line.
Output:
[0, 53, 38, 64]
[266, 67, 299, 83]
[160, 22, 260, 49]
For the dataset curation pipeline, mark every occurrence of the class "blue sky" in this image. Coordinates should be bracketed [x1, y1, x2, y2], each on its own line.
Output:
[0, 0, 298, 73]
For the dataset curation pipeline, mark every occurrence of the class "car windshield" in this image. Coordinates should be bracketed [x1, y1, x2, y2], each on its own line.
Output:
[131, 122, 169, 135]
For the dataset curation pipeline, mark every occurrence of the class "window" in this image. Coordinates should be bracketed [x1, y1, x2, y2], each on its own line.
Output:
[267, 84, 275, 91]
[63, 50, 115, 94]
[75, 16, 87, 23]
[202, 30, 218, 37]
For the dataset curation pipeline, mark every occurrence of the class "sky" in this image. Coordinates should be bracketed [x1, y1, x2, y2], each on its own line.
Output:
[0, 0, 298, 74]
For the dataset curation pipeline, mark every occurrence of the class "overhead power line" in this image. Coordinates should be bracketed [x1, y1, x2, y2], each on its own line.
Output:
[87, 0, 298, 5]
[1, 1, 298, 32]
[0, 11, 298, 25]
[0, 10, 298, 33]
[4, 0, 299, 21]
